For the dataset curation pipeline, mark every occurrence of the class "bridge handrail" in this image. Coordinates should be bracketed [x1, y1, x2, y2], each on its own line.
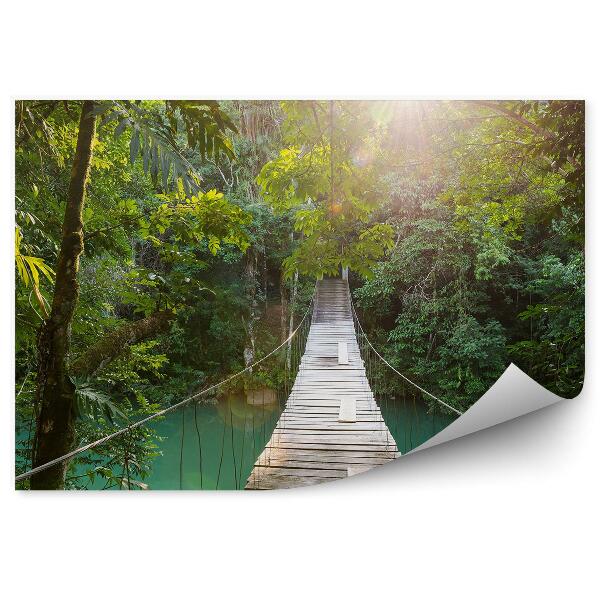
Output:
[349, 294, 463, 416]
[16, 287, 317, 483]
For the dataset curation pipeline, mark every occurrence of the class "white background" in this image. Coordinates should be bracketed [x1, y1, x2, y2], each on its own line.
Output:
[1, 2, 598, 598]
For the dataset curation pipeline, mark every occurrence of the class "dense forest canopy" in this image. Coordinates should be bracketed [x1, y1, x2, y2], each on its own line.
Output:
[15, 99, 584, 489]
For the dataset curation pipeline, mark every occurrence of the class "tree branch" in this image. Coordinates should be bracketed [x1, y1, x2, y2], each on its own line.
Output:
[471, 101, 557, 142]
[70, 310, 175, 378]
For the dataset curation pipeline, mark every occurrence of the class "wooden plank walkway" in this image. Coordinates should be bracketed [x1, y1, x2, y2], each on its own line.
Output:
[245, 277, 400, 490]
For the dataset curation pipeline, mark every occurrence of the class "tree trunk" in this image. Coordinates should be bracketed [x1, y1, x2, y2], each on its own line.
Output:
[280, 269, 288, 343]
[286, 270, 298, 368]
[263, 243, 268, 313]
[31, 101, 96, 490]
[243, 249, 259, 367]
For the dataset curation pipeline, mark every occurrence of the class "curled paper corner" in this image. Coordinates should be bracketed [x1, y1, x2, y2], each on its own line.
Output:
[409, 363, 566, 455]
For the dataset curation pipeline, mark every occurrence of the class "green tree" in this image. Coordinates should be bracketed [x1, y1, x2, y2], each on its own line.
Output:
[17, 100, 248, 489]
[257, 101, 394, 279]
[354, 100, 584, 408]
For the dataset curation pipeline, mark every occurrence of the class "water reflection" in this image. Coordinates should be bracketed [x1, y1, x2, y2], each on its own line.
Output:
[16, 391, 457, 490]
[378, 394, 457, 454]
[147, 393, 281, 490]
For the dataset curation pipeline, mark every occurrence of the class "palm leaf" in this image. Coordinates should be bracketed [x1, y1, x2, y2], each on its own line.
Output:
[15, 226, 55, 317]
[97, 100, 236, 194]
[71, 378, 126, 425]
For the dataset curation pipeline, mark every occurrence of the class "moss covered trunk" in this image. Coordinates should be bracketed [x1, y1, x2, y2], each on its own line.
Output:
[242, 249, 259, 367]
[70, 310, 174, 378]
[31, 101, 96, 490]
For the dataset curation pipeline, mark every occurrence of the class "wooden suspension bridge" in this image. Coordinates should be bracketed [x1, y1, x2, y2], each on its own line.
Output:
[16, 276, 460, 490]
[246, 277, 400, 489]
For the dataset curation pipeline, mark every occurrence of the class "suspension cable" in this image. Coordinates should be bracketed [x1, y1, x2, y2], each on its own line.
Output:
[16, 288, 316, 483]
[350, 296, 463, 416]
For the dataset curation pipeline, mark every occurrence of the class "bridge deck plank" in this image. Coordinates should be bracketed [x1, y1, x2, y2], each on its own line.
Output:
[245, 278, 399, 490]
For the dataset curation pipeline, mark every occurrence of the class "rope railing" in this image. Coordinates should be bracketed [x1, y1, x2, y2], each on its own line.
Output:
[349, 296, 463, 417]
[16, 289, 316, 484]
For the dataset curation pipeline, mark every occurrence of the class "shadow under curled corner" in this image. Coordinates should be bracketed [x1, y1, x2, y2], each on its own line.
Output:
[408, 363, 567, 456]
[260, 363, 576, 491]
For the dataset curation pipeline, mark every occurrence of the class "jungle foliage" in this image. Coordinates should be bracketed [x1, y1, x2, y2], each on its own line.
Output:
[351, 100, 584, 409]
[15, 99, 584, 488]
